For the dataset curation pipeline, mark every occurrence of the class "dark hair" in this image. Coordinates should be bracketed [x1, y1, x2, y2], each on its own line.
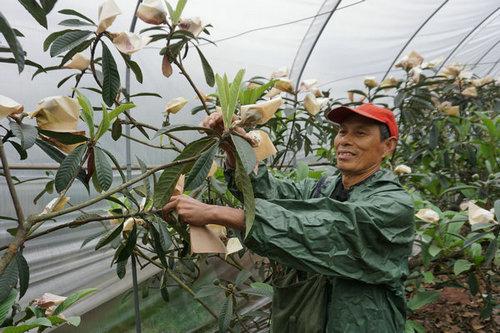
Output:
[379, 124, 391, 141]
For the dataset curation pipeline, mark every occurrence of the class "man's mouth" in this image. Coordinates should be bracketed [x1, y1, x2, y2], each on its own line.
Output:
[337, 151, 356, 159]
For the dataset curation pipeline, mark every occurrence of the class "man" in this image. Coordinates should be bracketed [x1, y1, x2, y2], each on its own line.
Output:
[163, 103, 415, 332]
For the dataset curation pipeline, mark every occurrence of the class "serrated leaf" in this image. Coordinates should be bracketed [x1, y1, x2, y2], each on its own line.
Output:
[116, 224, 137, 263]
[0, 289, 17, 326]
[95, 223, 123, 250]
[156, 217, 172, 252]
[49, 30, 92, 57]
[38, 129, 88, 145]
[59, 19, 95, 27]
[59, 38, 93, 67]
[9, 122, 38, 150]
[0, 257, 19, 302]
[96, 103, 110, 140]
[3, 317, 52, 333]
[0, 12, 25, 72]
[116, 259, 127, 279]
[16, 254, 29, 298]
[235, 153, 255, 237]
[153, 137, 217, 207]
[101, 42, 120, 107]
[19, 0, 48, 28]
[94, 147, 113, 191]
[41, 0, 57, 13]
[121, 54, 143, 83]
[218, 297, 233, 332]
[58, 9, 96, 25]
[231, 134, 256, 175]
[43, 29, 75, 52]
[53, 288, 97, 315]
[185, 144, 218, 190]
[234, 270, 252, 287]
[54, 143, 87, 193]
[75, 90, 94, 138]
[195, 45, 214, 87]
[111, 118, 122, 141]
[407, 290, 440, 311]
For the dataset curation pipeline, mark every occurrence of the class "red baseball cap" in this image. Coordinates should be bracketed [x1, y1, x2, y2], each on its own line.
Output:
[325, 103, 398, 138]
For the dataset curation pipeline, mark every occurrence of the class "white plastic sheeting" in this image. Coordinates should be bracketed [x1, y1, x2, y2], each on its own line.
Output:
[1, 0, 499, 324]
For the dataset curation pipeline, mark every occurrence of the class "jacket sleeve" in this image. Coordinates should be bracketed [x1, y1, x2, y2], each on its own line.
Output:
[244, 190, 415, 286]
[225, 163, 317, 200]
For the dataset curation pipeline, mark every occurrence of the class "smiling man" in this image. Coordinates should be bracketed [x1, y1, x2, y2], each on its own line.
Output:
[163, 103, 415, 332]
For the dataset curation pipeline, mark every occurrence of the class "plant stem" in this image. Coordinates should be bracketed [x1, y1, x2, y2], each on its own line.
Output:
[173, 59, 210, 115]
[0, 139, 26, 275]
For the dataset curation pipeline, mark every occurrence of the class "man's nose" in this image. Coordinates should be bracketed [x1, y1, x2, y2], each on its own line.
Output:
[337, 133, 353, 146]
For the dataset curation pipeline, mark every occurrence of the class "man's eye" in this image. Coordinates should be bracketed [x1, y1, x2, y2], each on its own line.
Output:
[357, 131, 366, 136]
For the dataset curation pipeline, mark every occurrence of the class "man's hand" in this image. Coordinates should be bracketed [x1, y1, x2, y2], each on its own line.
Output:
[162, 195, 211, 227]
[162, 194, 246, 231]
[201, 112, 258, 169]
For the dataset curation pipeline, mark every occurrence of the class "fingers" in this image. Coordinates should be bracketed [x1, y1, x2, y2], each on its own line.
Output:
[162, 195, 180, 219]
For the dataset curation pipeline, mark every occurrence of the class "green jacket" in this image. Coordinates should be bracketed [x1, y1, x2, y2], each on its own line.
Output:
[226, 165, 415, 333]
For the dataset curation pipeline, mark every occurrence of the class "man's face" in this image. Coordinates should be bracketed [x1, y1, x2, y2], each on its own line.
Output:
[333, 114, 395, 176]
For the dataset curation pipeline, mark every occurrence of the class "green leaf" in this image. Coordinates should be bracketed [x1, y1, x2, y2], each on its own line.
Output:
[116, 224, 137, 263]
[53, 288, 97, 315]
[94, 147, 113, 191]
[231, 134, 256, 175]
[170, 0, 187, 24]
[76, 90, 95, 138]
[235, 153, 255, 237]
[404, 320, 425, 333]
[156, 216, 172, 252]
[18, 0, 48, 28]
[59, 19, 95, 27]
[149, 221, 168, 267]
[467, 272, 479, 296]
[194, 45, 214, 87]
[65, 316, 81, 327]
[101, 42, 121, 107]
[96, 104, 110, 140]
[58, 9, 96, 25]
[295, 161, 309, 181]
[234, 270, 252, 287]
[54, 143, 87, 193]
[407, 290, 440, 311]
[453, 259, 473, 276]
[185, 144, 218, 190]
[121, 54, 143, 83]
[218, 297, 233, 333]
[111, 118, 122, 141]
[0, 257, 19, 302]
[160, 270, 169, 303]
[38, 129, 88, 145]
[16, 254, 29, 298]
[130, 92, 162, 98]
[59, 38, 93, 67]
[153, 137, 217, 207]
[0, 12, 25, 72]
[116, 259, 127, 279]
[43, 29, 75, 52]
[0, 289, 17, 326]
[239, 80, 275, 105]
[109, 102, 135, 120]
[57, 73, 76, 88]
[8, 141, 27, 160]
[216, 69, 245, 128]
[95, 223, 123, 250]
[194, 285, 220, 299]
[101, 148, 126, 183]
[9, 122, 38, 149]
[40, 0, 58, 13]
[49, 30, 92, 57]
[494, 199, 500, 222]
[3, 317, 52, 333]
[247, 282, 273, 297]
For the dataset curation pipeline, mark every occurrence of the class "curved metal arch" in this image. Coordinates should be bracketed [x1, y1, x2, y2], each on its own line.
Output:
[289, 0, 343, 90]
[471, 39, 500, 70]
[437, 6, 500, 71]
[486, 57, 500, 75]
[382, 0, 450, 81]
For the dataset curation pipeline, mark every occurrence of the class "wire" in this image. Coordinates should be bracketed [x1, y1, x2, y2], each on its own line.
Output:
[145, 0, 366, 49]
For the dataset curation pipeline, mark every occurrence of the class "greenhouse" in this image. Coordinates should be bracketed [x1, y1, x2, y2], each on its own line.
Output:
[0, 0, 498, 332]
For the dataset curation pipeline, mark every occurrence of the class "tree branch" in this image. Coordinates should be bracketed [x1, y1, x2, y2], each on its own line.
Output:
[0, 139, 26, 274]
[173, 59, 210, 115]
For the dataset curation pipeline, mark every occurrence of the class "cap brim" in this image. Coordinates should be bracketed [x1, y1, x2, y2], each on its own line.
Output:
[325, 105, 387, 126]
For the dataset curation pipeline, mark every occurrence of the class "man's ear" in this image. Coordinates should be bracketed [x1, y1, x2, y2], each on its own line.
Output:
[383, 137, 398, 157]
